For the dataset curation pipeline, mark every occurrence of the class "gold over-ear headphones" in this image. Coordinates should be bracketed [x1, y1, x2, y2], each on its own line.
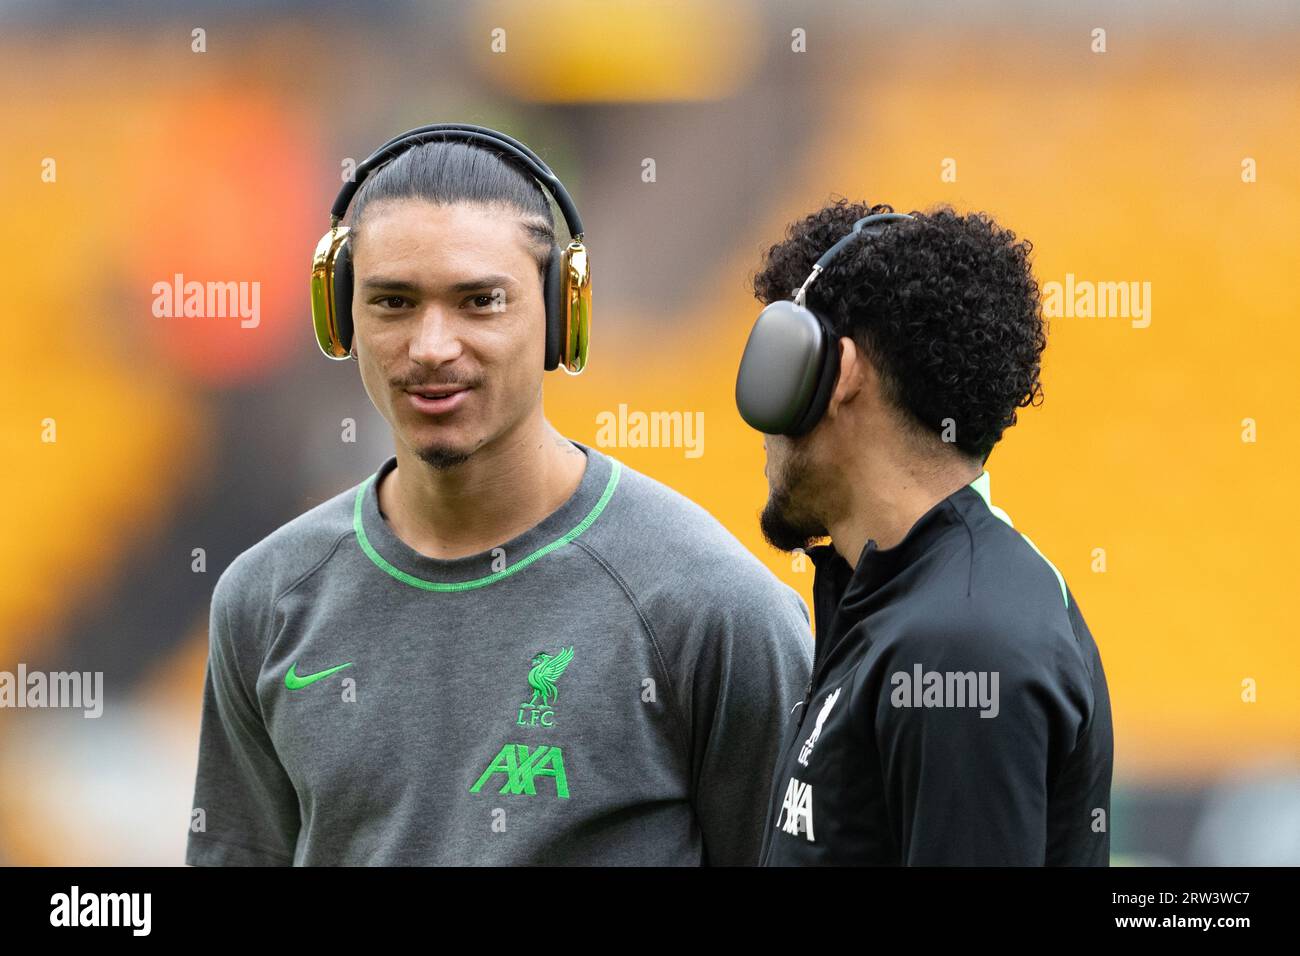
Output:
[310, 123, 591, 373]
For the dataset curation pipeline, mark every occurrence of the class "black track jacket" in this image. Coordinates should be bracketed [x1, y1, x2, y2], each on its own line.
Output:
[758, 472, 1113, 866]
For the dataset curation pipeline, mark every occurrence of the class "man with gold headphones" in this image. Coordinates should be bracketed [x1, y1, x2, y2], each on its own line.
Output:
[185, 124, 812, 866]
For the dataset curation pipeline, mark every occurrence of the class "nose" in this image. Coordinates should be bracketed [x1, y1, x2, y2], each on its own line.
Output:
[407, 303, 464, 368]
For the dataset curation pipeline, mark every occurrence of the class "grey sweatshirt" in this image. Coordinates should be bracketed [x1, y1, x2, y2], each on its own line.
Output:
[185, 439, 812, 866]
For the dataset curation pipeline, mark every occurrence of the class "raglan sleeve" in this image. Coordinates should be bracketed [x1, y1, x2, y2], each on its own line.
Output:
[688, 576, 813, 865]
[185, 564, 301, 866]
[866, 622, 1091, 865]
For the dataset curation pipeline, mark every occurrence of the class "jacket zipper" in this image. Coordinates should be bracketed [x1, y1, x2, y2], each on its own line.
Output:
[760, 542, 875, 864]
[759, 580, 833, 865]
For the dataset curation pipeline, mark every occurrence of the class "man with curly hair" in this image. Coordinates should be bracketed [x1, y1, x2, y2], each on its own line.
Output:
[747, 200, 1113, 866]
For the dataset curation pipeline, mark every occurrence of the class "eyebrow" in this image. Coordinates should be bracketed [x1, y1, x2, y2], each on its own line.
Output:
[359, 274, 518, 295]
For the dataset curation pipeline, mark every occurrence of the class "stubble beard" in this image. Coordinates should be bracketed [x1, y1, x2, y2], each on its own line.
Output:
[414, 442, 473, 471]
[759, 440, 829, 553]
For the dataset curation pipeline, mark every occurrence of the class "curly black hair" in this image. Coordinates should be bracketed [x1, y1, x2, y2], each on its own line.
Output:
[751, 198, 1046, 461]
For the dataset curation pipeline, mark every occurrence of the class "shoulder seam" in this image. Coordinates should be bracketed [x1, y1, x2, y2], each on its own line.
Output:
[965, 495, 1070, 611]
[571, 537, 693, 750]
[949, 498, 977, 598]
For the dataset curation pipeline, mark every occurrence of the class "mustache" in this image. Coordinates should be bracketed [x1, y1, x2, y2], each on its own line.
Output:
[393, 374, 480, 390]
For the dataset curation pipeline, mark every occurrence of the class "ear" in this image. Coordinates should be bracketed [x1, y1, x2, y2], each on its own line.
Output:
[824, 336, 865, 419]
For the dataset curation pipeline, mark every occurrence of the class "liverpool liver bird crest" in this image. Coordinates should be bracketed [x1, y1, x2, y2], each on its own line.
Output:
[525, 646, 574, 707]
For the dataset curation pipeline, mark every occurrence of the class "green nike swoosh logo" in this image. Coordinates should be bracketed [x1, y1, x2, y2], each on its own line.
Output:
[285, 661, 354, 690]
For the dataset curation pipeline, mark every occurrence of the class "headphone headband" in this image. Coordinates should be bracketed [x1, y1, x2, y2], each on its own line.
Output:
[737, 209, 916, 435]
[363, 123, 557, 176]
[329, 123, 585, 238]
[794, 212, 915, 306]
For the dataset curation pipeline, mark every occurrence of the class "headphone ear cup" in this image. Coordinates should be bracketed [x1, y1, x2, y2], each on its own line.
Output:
[786, 312, 841, 436]
[543, 247, 562, 371]
[735, 299, 839, 435]
[332, 237, 355, 356]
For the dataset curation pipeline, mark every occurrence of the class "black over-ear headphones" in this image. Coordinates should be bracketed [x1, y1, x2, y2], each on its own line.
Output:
[310, 123, 592, 373]
[734, 212, 915, 435]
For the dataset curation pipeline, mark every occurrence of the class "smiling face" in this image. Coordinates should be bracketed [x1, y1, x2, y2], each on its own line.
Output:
[349, 199, 550, 469]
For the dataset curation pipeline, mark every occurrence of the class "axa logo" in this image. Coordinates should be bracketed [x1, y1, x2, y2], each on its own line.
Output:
[470, 744, 570, 799]
[797, 686, 840, 767]
[517, 646, 574, 727]
[775, 777, 815, 841]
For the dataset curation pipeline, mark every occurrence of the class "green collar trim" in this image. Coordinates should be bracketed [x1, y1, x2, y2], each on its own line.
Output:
[353, 459, 621, 592]
[967, 470, 1069, 609]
